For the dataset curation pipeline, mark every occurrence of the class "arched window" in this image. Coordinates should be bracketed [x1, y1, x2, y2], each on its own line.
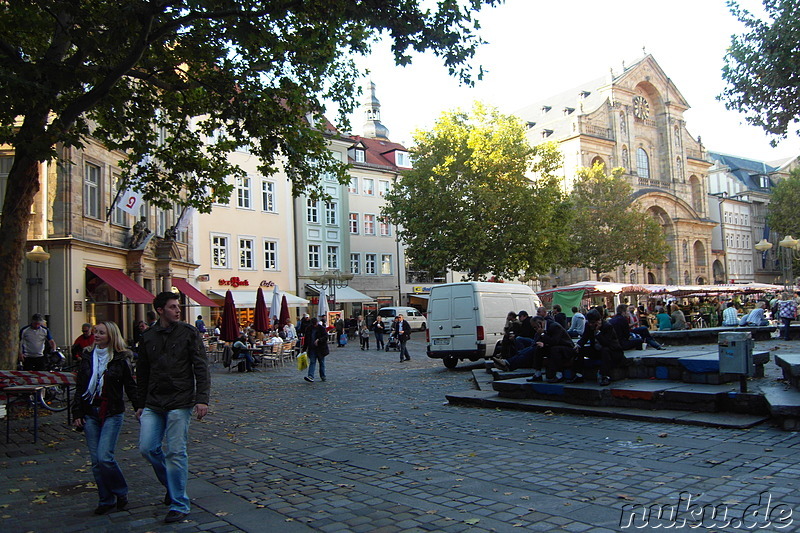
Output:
[693, 241, 706, 267]
[647, 272, 656, 284]
[591, 156, 606, 170]
[621, 146, 630, 171]
[690, 176, 702, 212]
[636, 148, 650, 179]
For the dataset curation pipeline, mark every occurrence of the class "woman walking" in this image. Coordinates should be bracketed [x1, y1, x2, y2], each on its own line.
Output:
[304, 316, 330, 382]
[372, 315, 385, 350]
[72, 321, 140, 515]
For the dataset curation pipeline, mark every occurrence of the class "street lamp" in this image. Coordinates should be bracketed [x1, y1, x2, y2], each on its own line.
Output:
[755, 237, 800, 290]
[309, 270, 354, 309]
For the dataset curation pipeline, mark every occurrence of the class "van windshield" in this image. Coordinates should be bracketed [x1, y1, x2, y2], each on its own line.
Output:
[378, 309, 396, 318]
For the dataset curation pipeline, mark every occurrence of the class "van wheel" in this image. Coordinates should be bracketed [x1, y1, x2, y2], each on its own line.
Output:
[420, 323, 426, 331]
[443, 356, 458, 369]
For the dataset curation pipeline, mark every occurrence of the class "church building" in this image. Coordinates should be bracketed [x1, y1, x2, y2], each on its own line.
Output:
[516, 55, 714, 286]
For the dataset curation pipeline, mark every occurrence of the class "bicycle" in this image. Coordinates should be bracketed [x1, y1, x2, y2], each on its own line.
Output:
[690, 314, 709, 329]
[16, 350, 73, 412]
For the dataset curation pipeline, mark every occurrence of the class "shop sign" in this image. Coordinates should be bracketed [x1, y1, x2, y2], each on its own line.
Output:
[219, 276, 249, 288]
[259, 280, 275, 287]
[412, 286, 432, 294]
[73, 301, 83, 312]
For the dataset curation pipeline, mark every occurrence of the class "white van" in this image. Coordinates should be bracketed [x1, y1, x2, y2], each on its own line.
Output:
[426, 282, 541, 368]
[378, 306, 427, 332]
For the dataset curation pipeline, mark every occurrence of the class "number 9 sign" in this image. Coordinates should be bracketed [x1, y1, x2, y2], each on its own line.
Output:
[118, 188, 143, 215]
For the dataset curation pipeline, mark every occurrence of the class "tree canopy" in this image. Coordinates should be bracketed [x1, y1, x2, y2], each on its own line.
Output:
[766, 168, 800, 237]
[721, 0, 800, 143]
[567, 164, 669, 277]
[0, 0, 500, 369]
[382, 102, 571, 281]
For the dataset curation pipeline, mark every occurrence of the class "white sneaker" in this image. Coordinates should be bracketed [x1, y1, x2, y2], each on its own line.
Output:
[304, 376, 314, 382]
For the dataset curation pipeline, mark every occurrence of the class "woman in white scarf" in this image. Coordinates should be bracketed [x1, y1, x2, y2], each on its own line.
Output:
[71, 321, 140, 515]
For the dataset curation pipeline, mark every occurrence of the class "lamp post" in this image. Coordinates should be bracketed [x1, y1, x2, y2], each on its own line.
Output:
[755, 236, 799, 290]
[25, 245, 51, 318]
[309, 270, 354, 310]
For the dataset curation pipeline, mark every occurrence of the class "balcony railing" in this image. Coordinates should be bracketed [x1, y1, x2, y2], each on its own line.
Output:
[579, 123, 614, 140]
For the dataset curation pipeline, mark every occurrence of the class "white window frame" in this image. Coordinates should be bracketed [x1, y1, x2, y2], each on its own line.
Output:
[239, 237, 255, 270]
[363, 178, 374, 196]
[307, 199, 319, 223]
[636, 148, 650, 179]
[156, 208, 168, 236]
[379, 219, 391, 237]
[327, 245, 339, 269]
[365, 253, 377, 275]
[308, 244, 321, 269]
[354, 149, 366, 163]
[348, 176, 359, 194]
[261, 180, 277, 213]
[111, 173, 128, 226]
[378, 180, 391, 197]
[84, 162, 101, 219]
[236, 176, 252, 209]
[325, 201, 338, 225]
[211, 234, 230, 269]
[349, 212, 359, 234]
[350, 253, 360, 275]
[364, 214, 376, 235]
[263, 240, 278, 270]
[381, 254, 393, 275]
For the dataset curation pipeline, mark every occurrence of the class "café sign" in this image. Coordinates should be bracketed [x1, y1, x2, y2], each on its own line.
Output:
[412, 286, 432, 294]
[219, 276, 249, 288]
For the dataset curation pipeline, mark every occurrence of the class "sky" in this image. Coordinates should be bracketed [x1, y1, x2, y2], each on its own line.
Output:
[345, 0, 798, 164]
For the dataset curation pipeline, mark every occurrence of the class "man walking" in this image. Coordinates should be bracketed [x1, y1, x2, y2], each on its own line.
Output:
[393, 315, 411, 361]
[19, 313, 57, 370]
[136, 292, 210, 523]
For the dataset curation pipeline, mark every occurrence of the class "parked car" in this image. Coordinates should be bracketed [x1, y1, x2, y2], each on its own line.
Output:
[378, 306, 427, 332]
[426, 282, 541, 369]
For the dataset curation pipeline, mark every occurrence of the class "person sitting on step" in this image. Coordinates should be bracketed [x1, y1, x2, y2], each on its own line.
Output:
[609, 304, 664, 351]
[573, 309, 626, 386]
[525, 315, 575, 383]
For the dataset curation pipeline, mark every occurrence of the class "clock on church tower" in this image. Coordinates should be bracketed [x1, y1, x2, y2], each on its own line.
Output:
[633, 95, 650, 120]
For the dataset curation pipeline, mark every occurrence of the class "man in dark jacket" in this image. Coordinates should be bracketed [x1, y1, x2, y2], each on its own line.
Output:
[574, 309, 625, 386]
[609, 304, 663, 351]
[392, 315, 412, 362]
[136, 292, 210, 524]
[527, 315, 574, 383]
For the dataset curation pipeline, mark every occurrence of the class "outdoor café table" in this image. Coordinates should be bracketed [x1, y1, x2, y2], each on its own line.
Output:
[4, 385, 44, 443]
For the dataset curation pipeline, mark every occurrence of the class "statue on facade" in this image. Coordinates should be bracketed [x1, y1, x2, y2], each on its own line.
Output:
[163, 225, 178, 242]
[129, 217, 151, 249]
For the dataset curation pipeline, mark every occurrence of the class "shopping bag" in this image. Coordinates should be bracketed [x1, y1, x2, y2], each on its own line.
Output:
[339, 333, 348, 346]
[297, 352, 309, 371]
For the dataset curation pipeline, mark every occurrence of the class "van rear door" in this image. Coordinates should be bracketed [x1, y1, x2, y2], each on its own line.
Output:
[450, 284, 477, 353]
[428, 286, 453, 352]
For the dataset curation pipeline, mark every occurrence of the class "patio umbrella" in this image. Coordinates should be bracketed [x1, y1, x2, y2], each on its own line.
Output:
[317, 287, 329, 320]
[279, 294, 291, 327]
[270, 286, 282, 324]
[253, 287, 270, 333]
[219, 290, 239, 342]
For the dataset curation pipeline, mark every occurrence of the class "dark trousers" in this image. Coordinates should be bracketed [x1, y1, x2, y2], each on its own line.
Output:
[781, 317, 793, 340]
[374, 330, 385, 350]
[575, 345, 625, 377]
[22, 356, 47, 371]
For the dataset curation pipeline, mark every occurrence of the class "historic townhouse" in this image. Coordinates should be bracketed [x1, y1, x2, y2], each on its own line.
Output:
[516, 55, 714, 286]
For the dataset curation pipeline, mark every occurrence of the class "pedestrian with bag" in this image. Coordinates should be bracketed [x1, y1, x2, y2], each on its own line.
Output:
[136, 291, 210, 524]
[72, 321, 140, 515]
[304, 316, 329, 382]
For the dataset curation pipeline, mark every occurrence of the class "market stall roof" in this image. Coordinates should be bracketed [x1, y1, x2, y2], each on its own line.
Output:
[538, 281, 784, 299]
[208, 289, 308, 307]
[537, 281, 650, 297]
[305, 285, 375, 303]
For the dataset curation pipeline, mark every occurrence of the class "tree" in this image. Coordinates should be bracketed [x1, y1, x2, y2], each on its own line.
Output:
[0, 0, 501, 369]
[567, 164, 669, 278]
[721, 0, 800, 143]
[766, 168, 800, 236]
[382, 102, 571, 281]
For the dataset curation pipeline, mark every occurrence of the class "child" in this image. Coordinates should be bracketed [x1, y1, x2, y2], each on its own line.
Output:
[359, 324, 370, 350]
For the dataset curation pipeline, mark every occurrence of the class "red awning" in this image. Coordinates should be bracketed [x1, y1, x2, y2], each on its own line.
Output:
[87, 266, 154, 304]
[172, 278, 220, 307]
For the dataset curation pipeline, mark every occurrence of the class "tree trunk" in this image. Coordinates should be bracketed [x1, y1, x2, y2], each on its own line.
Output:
[0, 115, 49, 369]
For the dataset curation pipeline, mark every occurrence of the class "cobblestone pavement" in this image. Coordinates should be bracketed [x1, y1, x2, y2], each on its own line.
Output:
[1, 337, 799, 532]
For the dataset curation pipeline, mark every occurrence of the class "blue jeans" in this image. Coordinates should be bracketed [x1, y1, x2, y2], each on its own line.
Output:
[308, 351, 326, 380]
[139, 407, 192, 513]
[374, 330, 385, 350]
[399, 339, 410, 360]
[83, 411, 127, 506]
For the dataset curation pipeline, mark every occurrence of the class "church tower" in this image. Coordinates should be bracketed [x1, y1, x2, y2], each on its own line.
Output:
[361, 81, 390, 140]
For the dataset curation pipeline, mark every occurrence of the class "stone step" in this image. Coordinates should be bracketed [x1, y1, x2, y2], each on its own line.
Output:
[774, 353, 800, 390]
[445, 389, 769, 429]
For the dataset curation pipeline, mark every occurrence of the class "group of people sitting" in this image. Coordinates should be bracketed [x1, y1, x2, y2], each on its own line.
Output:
[492, 304, 664, 386]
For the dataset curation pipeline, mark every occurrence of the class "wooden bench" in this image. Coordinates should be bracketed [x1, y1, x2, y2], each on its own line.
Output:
[651, 326, 776, 345]
[0, 370, 77, 443]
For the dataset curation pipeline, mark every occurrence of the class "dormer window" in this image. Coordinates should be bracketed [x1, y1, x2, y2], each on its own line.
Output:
[354, 148, 366, 163]
[563, 107, 575, 115]
[760, 175, 770, 188]
[526, 121, 536, 129]
[541, 105, 552, 113]
[579, 90, 591, 98]
[542, 129, 553, 138]
[395, 151, 411, 168]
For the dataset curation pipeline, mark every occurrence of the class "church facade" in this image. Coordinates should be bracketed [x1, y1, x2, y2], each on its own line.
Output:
[516, 55, 715, 286]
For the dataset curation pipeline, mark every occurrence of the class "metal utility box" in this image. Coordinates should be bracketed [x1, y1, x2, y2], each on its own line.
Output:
[718, 331, 754, 376]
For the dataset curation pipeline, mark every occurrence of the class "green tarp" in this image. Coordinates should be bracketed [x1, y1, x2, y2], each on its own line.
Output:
[551, 290, 585, 317]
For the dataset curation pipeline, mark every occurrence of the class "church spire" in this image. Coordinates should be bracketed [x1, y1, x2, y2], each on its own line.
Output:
[361, 81, 390, 140]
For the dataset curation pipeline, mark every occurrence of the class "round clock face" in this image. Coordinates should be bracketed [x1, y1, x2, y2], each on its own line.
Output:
[633, 96, 650, 120]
